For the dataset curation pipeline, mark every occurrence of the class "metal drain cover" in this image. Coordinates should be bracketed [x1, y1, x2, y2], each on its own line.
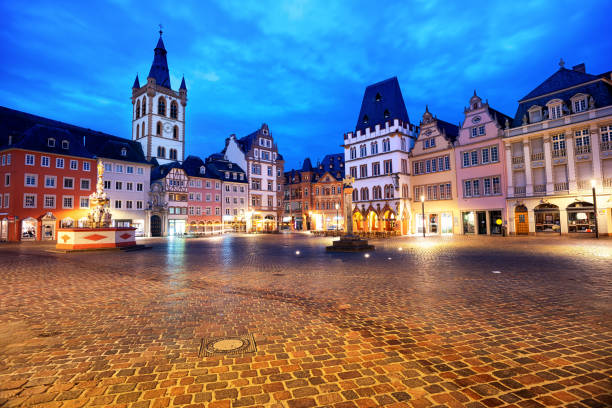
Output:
[199, 333, 257, 356]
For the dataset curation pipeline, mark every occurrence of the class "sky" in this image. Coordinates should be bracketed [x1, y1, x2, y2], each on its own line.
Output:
[1, 0, 611, 170]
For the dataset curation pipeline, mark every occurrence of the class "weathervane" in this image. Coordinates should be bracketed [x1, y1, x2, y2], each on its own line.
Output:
[159, 23, 163, 36]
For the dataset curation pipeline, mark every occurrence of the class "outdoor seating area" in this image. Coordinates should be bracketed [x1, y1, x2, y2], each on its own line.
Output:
[310, 230, 400, 238]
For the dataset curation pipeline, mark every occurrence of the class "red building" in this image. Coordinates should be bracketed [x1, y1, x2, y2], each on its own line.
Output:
[1, 124, 96, 241]
[183, 155, 222, 234]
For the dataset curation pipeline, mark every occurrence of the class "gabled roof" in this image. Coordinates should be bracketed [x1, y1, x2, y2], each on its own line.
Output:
[355, 77, 410, 132]
[148, 35, 171, 89]
[151, 161, 182, 181]
[487, 107, 513, 129]
[434, 119, 459, 143]
[0, 106, 149, 164]
[181, 155, 210, 178]
[314, 153, 344, 181]
[520, 67, 599, 101]
[205, 156, 248, 184]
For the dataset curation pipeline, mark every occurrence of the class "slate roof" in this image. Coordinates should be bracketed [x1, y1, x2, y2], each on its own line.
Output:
[151, 161, 182, 181]
[314, 153, 344, 181]
[148, 35, 171, 89]
[355, 77, 410, 132]
[132, 74, 140, 89]
[181, 155, 210, 178]
[434, 119, 459, 143]
[301, 158, 313, 171]
[0, 106, 149, 164]
[179, 76, 187, 91]
[512, 66, 612, 127]
[205, 156, 248, 184]
[487, 107, 513, 129]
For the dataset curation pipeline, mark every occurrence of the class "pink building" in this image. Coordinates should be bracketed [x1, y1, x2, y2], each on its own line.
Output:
[455, 92, 513, 235]
[183, 155, 222, 234]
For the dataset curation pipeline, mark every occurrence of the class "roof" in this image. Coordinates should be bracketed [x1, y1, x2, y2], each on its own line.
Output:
[179, 76, 187, 91]
[181, 155, 211, 178]
[151, 161, 182, 181]
[148, 35, 171, 89]
[355, 77, 410, 132]
[487, 107, 513, 129]
[314, 153, 344, 181]
[520, 67, 599, 101]
[132, 74, 140, 89]
[301, 158, 313, 171]
[434, 119, 459, 143]
[512, 66, 612, 127]
[0, 106, 149, 164]
[205, 156, 248, 184]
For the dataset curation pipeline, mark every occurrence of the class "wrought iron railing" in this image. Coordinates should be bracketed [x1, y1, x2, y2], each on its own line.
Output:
[554, 182, 568, 191]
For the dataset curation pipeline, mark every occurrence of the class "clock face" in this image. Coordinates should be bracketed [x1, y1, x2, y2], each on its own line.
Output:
[472, 116, 482, 124]
[163, 122, 173, 133]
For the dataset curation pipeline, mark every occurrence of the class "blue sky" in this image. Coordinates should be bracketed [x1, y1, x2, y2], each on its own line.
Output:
[2, 0, 611, 170]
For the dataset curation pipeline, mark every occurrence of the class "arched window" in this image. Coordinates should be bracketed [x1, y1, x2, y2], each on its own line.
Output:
[158, 97, 166, 116]
[170, 101, 178, 119]
[156, 121, 161, 135]
[173, 126, 178, 140]
[142, 96, 147, 115]
[169, 149, 177, 160]
[142, 123, 145, 138]
[360, 187, 369, 201]
[373, 186, 382, 200]
[352, 189, 358, 202]
[402, 184, 409, 198]
[136, 124, 139, 138]
[135, 100, 140, 118]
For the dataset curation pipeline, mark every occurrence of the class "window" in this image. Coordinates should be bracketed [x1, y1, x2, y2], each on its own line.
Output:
[549, 104, 562, 119]
[62, 140, 69, 149]
[124, 182, 132, 191]
[552, 134, 566, 151]
[463, 152, 470, 167]
[426, 160, 431, 173]
[24, 194, 37, 208]
[63, 177, 74, 189]
[170, 101, 178, 119]
[383, 159, 392, 174]
[104, 163, 112, 172]
[126, 200, 133, 209]
[431, 159, 437, 172]
[350, 166, 357, 178]
[80, 179, 90, 190]
[62, 196, 73, 209]
[115, 200, 122, 209]
[44, 195, 55, 208]
[47, 138, 55, 147]
[43, 175, 55, 188]
[444, 156, 450, 170]
[137, 183, 143, 192]
[359, 164, 368, 178]
[56, 158, 64, 168]
[573, 98, 587, 113]
[137, 167, 143, 175]
[26, 154, 35, 165]
[493, 177, 500, 194]
[482, 148, 489, 164]
[370, 142, 378, 155]
[478, 125, 485, 135]
[491, 146, 498, 162]
[401, 159, 407, 173]
[158, 98, 166, 115]
[41, 156, 50, 167]
[80, 197, 89, 208]
[136, 201, 143, 209]
[115, 181, 122, 190]
[382, 138, 391, 152]
[471, 128, 478, 138]
[4, 173, 10, 186]
[464, 181, 472, 197]
[115, 164, 123, 173]
[484, 178, 491, 195]
[471, 151, 478, 166]
[70, 160, 78, 170]
[6, 154, 11, 165]
[360, 144, 367, 157]
[252, 164, 261, 175]
[350, 147, 356, 159]
[25, 174, 37, 187]
[83, 162, 90, 171]
[104, 180, 111, 189]
[267, 166, 272, 176]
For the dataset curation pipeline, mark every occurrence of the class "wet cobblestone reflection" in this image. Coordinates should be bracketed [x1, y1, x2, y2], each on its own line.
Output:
[0, 235, 611, 407]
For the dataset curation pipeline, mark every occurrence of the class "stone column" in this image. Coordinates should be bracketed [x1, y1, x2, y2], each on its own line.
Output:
[523, 140, 533, 195]
[543, 135, 553, 194]
[505, 144, 513, 196]
[560, 209, 568, 235]
[590, 124, 602, 186]
[485, 211, 491, 235]
[528, 208, 536, 235]
[344, 187, 354, 236]
[566, 133, 577, 191]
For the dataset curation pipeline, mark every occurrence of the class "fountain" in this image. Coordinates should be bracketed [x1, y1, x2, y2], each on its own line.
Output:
[326, 177, 374, 252]
[56, 162, 137, 250]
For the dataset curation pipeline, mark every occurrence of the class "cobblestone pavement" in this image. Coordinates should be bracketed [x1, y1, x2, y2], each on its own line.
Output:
[0, 234, 611, 408]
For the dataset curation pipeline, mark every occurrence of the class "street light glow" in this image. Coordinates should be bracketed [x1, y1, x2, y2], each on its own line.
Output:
[420, 195, 425, 202]
[591, 179, 596, 188]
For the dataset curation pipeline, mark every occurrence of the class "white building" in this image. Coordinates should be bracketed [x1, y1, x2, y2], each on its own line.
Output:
[222, 124, 283, 232]
[131, 31, 187, 165]
[343, 77, 418, 235]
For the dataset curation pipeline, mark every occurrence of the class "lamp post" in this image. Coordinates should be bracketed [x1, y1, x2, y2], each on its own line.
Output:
[335, 202, 340, 231]
[420, 195, 425, 238]
[591, 179, 599, 239]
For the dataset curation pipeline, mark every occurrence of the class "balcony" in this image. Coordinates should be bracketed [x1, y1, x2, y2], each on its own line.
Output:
[604, 178, 612, 188]
[554, 182, 568, 192]
[552, 148, 566, 158]
[514, 186, 526, 196]
[511, 156, 524, 164]
[575, 145, 591, 154]
[577, 180, 591, 190]
[533, 184, 546, 194]
[530, 152, 544, 161]
[601, 141, 612, 151]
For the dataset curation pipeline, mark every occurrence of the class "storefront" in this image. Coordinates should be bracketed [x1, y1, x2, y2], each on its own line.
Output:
[567, 201, 595, 233]
[0, 217, 8, 241]
[21, 217, 37, 241]
[462, 212, 475, 234]
[489, 210, 503, 235]
[168, 219, 186, 236]
[440, 213, 453, 234]
[41, 213, 56, 241]
[534, 203, 561, 234]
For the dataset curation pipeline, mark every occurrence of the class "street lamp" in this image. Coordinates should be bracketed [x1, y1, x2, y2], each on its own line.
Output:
[420, 195, 425, 238]
[335, 202, 340, 232]
[591, 179, 599, 239]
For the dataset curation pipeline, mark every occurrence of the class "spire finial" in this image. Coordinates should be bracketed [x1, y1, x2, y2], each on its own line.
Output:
[473, 89, 477, 96]
[559, 58, 565, 68]
[159, 23, 163, 37]
[425, 104, 429, 113]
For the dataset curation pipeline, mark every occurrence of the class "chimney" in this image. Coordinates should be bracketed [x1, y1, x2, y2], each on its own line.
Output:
[572, 63, 585, 73]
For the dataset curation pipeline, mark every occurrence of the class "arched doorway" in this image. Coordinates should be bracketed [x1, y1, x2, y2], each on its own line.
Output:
[353, 211, 364, 232]
[382, 210, 396, 232]
[567, 201, 595, 233]
[534, 203, 560, 234]
[366, 211, 379, 232]
[150, 215, 162, 237]
[264, 215, 275, 232]
[21, 217, 38, 241]
[514, 205, 528, 235]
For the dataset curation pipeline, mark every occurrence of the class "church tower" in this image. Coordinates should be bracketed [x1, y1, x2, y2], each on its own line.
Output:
[131, 29, 187, 164]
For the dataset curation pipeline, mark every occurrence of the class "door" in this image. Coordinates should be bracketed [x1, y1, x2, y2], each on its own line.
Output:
[441, 213, 453, 234]
[477, 211, 487, 234]
[0, 218, 7, 241]
[42, 221, 55, 240]
[429, 214, 438, 234]
[489, 211, 502, 235]
[151, 215, 162, 237]
[515, 211, 528, 235]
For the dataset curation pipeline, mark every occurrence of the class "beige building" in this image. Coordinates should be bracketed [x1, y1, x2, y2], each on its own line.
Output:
[409, 108, 459, 235]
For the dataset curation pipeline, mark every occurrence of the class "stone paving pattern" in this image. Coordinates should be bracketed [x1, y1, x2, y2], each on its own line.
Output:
[0, 235, 611, 408]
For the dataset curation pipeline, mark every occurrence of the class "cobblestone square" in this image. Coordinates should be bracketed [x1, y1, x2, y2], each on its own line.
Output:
[0, 235, 611, 408]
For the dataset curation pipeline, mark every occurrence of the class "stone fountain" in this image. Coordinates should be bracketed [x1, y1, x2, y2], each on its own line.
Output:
[56, 162, 136, 250]
[326, 177, 374, 252]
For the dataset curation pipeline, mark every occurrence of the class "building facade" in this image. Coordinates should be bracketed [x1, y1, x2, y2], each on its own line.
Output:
[223, 124, 283, 232]
[206, 157, 249, 232]
[182, 156, 223, 234]
[131, 32, 187, 165]
[504, 61, 612, 236]
[455, 93, 512, 235]
[409, 107, 459, 235]
[282, 159, 314, 231]
[149, 163, 189, 236]
[344, 77, 418, 235]
[310, 154, 345, 231]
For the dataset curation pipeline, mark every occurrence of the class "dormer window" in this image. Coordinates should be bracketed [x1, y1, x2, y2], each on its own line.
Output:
[199, 166, 206, 175]
[547, 99, 563, 119]
[225, 172, 229, 178]
[528, 106, 542, 123]
[120, 147, 127, 156]
[571, 94, 588, 113]
[228, 163, 232, 168]
[363, 115, 369, 124]
[62, 140, 69, 149]
[384, 109, 390, 119]
[47, 138, 55, 147]
[375, 93, 382, 102]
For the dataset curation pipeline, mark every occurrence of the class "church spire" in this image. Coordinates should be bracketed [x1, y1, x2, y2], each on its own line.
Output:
[132, 74, 140, 89]
[179, 76, 187, 91]
[147, 28, 171, 89]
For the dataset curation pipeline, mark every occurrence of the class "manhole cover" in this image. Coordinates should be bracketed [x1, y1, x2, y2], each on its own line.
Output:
[199, 333, 257, 357]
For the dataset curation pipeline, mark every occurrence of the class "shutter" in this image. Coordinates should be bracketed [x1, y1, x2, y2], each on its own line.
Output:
[532, 168, 545, 185]
[575, 161, 592, 181]
[514, 171, 526, 186]
[553, 165, 567, 183]
[602, 158, 612, 178]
